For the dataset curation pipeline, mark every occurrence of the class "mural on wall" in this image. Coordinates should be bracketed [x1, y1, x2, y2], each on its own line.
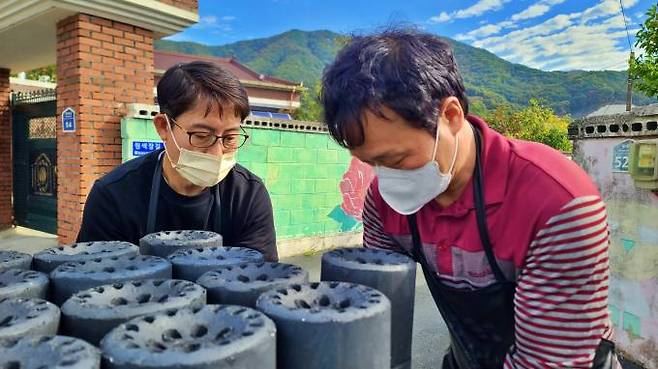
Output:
[329, 157, 375, 231]
[339, 157, 375, 221]
[573, 138, 658, 368]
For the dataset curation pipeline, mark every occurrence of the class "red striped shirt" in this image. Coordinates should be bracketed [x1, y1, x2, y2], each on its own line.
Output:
[363, 116, 617, 369]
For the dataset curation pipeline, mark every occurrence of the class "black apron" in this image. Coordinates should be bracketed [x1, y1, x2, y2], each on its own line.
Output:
[145, 152, 222, 235]
[406, 126, 616, 369]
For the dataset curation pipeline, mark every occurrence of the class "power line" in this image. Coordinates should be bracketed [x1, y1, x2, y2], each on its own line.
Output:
[618, 0, 634, 52]
[618, 0, 635, 111]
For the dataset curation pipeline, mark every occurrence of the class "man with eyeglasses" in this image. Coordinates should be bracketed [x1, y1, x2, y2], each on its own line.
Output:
[77, 61, 277, 261]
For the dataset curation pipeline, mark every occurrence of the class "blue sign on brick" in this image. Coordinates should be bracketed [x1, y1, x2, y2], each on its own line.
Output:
[62, 107, 76, 133]
[132, 141, 164, 156]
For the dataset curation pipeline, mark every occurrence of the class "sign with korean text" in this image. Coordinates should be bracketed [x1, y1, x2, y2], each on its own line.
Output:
[132, 141, 164, 156]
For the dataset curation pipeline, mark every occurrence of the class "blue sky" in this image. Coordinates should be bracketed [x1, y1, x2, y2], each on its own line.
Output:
[166, 0, 655, 71]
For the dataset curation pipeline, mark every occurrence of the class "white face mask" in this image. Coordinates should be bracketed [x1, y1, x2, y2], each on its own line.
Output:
[375, 119, 459, 215]
[163, 115, 237, 188]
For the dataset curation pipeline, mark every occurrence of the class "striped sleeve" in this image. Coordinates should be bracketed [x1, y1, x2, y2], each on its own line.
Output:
[362, 185, 401, 251]
[504, 195, 614, 369]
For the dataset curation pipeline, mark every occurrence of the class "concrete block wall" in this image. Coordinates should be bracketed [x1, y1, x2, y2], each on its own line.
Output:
[573, 138, 658, 368]
[571, 108, 658, 368]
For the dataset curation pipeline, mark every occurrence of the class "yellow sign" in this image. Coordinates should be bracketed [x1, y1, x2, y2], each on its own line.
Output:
[637, 144, 656, 169]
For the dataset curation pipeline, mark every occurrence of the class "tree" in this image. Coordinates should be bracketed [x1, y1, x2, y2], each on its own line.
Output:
[630, 4, 658, 99]
[26, 65, 57, 82]
[483, 99, 573, 152]
[11, 64, 57, 82]
[293, 80, 324, 122]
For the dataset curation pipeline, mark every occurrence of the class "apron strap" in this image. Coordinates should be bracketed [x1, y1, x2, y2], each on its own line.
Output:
[405, 125, 509, 369]
[408, 213, 481, 369]
[213, 184, 222, 233]
[407, 125, 507, 282]
[472, 126, 508, 283]
[146, 151, 222, 235]
[146, 152, 164, 235]
[407, 213, 430, 273]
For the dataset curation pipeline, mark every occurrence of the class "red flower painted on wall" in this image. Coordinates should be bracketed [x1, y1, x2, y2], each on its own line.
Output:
[339, 157, 375, 221]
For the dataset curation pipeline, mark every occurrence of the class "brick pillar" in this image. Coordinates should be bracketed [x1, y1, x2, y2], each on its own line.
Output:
[56, 14, 154, 243]
[0, 69, 12, 229]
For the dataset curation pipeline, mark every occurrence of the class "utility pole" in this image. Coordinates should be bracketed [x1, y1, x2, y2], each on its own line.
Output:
[626, 51, 634, 112]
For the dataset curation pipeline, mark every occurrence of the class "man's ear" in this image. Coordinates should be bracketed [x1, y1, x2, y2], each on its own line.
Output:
[153, 114, 169, 142]
[439, 97, 465, 136]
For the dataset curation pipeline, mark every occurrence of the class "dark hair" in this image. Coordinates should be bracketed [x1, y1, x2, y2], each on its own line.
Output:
[157, 61, 250, 121]
[321, 28, 469, 148]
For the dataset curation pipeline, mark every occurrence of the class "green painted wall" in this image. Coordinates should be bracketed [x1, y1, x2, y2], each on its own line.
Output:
[121, 118, 362, 239]
[120, 118, 165, 161]
[240, 127, 359, 238]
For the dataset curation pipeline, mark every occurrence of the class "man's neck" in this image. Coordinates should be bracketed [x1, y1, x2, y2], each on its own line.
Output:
[434, 125, 476, 208]
[162, 155, 206, 197]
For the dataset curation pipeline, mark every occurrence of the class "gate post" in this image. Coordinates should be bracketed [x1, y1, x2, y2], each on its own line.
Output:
[0, 68, 12, 229]
[56, 14, 154, 243]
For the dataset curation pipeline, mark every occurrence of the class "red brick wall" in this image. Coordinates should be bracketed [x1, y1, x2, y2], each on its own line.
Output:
[159, 0, 198, 12]
[0, 69, 12, 229]
[56, 14, 154, 243]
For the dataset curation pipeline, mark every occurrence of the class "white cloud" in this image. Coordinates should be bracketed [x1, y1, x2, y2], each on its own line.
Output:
[430, 12, 451, 23]
[163, 33, 195, 42]
[459, 0, 566, 41]
[511, 4, 550, 22]
[581, 0, 639, 24]
[472, 13, 577, 48]
[199, 16, 218, 26]
[457, 22, 514, 40]
[458, 24, 503, 40]
[430, 0, 510, 23]
[511, 0, 567, 21]
[193, 14, 236, 32]
[466, 0, 642, 71]
[455, 0, 510, 18]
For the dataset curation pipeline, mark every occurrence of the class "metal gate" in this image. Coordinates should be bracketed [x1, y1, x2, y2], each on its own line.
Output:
[12, 89, 57, 233]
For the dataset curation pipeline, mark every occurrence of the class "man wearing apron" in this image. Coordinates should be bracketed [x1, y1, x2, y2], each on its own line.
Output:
[77, 61, 277, 261]
[321, 29, 617, 368]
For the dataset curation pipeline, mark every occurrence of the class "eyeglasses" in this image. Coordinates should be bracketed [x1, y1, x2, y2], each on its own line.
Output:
[168, 115, 249, 151]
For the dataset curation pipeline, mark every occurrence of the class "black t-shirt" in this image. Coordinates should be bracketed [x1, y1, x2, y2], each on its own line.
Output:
[76, 149, 277, 261]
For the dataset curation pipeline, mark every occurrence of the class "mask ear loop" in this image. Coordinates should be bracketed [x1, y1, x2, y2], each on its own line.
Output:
[433, 117, 460, 176]
[163, 114, 182, 169]
[447, 132, 459, 175]
[431, 118, 441, 162]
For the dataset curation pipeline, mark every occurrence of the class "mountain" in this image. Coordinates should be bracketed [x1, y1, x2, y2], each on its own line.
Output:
[156, 30, 343, 89]
[155, 30, 655, 117]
